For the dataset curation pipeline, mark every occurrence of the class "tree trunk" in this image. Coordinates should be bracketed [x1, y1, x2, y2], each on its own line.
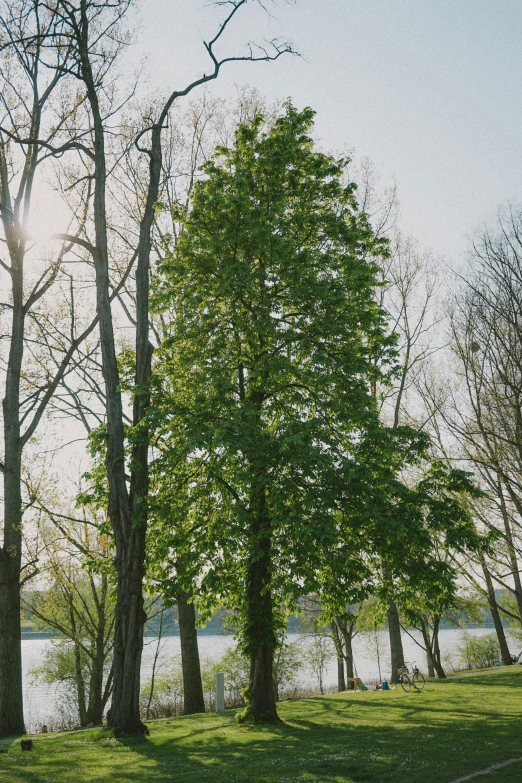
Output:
[75, 21, 147, 735]
[177, 590, 205, 714]
[499, 492, 522, 623]
[243, 484, 278, 722]
[86, 637, 107, 725]
[0, 551, 24, 736]
[330, 621, 345, 691]
[74, 641, 88, 727]
[387, 597, 405, 683]
[107, 532, 147, 733]
[336, 655, 346, 692]
[432, 616, 446, 678]
[420, 619, 435, 678]
[0, 245, 26, 737]
[339, 622, 355, 687]
[483, 561, 512, 666]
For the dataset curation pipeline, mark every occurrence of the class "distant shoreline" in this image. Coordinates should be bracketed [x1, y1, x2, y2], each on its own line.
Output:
[21, 629, 236, 640]
[21, 623, 499, 641]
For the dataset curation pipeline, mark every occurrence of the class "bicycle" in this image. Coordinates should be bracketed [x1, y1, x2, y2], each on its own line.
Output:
[398, 662, 425, 692]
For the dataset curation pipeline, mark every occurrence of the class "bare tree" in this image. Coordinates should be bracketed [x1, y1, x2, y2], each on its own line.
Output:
[0, 0, 105, 736]
[418, 206, 522, 659]
[36, 0, 295, 734]
[24, 504, 115, 727]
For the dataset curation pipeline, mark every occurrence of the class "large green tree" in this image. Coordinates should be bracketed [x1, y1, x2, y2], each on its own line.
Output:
[151, 105, 398, 721]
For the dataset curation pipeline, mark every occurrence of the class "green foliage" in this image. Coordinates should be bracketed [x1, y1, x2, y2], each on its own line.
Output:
[355, 596, 386, 631]
[207, 648, 250, 706]
[148, 105, 485, 719]
[301, 635, 336, 694]
[274, 642, 302, 697]
[140, 667, 184, 719]
[32, 641, 85, 687]
[457, 632, 501, 670]
[149, 103, 400, 656]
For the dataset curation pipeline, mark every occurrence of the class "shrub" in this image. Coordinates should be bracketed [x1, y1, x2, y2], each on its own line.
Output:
[140, 666, 184, 719]
[457, 632, 500, 670]
[274, 642, 302, 699]
[301, 635, 335, 694]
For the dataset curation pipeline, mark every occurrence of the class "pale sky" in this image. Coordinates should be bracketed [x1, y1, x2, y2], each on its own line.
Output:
[132, 0, 522, 263]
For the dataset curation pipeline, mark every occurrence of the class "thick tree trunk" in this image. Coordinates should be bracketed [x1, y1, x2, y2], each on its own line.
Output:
[330, 621, 346, 692]
[0, 551, 24, 736]
[243, 484, 278, 722]
[420, 620, 436, 678]
[0, 250, 26, 737]
[76, 22, 148, 734]
[106, 530, 147, 733]
[177, 590, 205, 714]
[432, 617, 446, 678]
[336, 655, 346, 692]
[74, 641, 88, 726]
[339, 622, 355, 686]
[483, 562, 512, 666]
[387, 598, 405, 683]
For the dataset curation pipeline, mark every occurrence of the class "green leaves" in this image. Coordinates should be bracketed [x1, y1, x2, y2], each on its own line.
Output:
[148, 103, 485, 658]
[149, 103, 399, 645]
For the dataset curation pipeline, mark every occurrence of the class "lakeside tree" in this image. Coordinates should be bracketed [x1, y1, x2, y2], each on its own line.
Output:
[150, 104, 449, 721]
[378, 235, 442, 682]
[25, 517, 115, 727]
[421, 207, 522, 654]
[0, 0, 104, 736]
[0, 0, 294, 736]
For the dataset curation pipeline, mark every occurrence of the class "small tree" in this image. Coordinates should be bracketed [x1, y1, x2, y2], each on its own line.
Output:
[25, 520, 115, 726]
[303, 635, 335, 695]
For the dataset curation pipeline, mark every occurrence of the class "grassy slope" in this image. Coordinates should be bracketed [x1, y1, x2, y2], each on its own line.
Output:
[1, 667, 521, 783]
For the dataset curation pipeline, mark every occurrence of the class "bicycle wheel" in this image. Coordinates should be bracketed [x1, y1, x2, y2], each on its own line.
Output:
[400, 674, 411, 692]
[413, 672, 425, 690]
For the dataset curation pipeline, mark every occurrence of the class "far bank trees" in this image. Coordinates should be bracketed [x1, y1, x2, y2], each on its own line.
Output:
[0, 0, 294, 736]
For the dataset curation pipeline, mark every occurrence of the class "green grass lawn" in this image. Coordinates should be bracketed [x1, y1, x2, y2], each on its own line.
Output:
[1, 667, 521, 783]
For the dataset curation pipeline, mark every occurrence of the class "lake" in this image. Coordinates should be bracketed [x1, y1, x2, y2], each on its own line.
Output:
[21, 627, 520, 732]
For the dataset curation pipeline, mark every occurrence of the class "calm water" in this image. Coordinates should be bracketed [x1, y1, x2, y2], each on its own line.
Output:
[21, 627, 518, 731]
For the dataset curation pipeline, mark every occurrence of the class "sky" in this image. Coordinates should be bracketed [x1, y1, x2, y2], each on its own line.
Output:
[130, 0, 522, 265]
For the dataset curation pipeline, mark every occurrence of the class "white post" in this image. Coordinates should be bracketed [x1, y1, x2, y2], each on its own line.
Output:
[215, 672, 225, 712]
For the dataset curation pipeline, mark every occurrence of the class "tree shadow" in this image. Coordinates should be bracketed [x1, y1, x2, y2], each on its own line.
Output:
[1, 683, 521, 783]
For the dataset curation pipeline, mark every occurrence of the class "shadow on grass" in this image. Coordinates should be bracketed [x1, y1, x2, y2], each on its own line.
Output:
[116, 691, 520, 783]
[2, 678, 521, 783]
[441, 669, 522, 688]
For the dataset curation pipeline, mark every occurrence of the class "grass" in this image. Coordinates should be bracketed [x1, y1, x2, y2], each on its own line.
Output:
[1, 666, 521, 783]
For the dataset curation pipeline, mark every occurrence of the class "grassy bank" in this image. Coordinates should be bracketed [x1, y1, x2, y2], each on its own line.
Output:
[1, 667, 520, 783]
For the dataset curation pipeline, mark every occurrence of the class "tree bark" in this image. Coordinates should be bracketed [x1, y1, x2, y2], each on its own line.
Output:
[86, 618, 109, 725]
[243, 483, 278, 722]
[0, 227, 26, 736]
[0, 551, 24, 736]
[499, 491, 522, 623]
[420, 620, 435, 678]
[330, 621, 346, 691]
[177, 590, 205, 714]
[432, 616, 446, 678]
[73, 10, 147, 734]
[339, 621, 355, 687]
[74, 640, 88, 727]
[336, 655, 346, 692]
[483, 562, 512, 666]
[387, 597, 405, 683]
